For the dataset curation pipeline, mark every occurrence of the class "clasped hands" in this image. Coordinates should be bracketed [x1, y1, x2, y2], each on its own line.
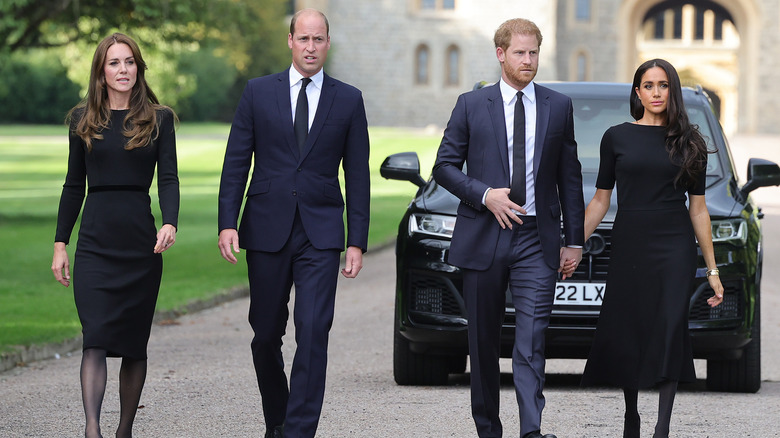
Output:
[485, 187, 581, 280]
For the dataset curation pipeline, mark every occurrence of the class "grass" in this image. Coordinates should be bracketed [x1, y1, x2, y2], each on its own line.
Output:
[0, 123, 442, 353]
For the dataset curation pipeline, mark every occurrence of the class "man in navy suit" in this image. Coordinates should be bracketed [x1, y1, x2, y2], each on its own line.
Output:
[433, 18, 584, 438]
[217, 9, 369, 438]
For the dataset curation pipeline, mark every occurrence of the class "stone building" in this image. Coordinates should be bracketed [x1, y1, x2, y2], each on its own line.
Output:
[295, 0, 780, 134]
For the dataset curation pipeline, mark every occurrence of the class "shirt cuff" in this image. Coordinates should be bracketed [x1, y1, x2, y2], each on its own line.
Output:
[482, 187, 491, 206]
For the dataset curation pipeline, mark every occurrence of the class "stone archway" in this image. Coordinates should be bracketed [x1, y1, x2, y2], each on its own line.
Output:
[617, 0, 760, 134]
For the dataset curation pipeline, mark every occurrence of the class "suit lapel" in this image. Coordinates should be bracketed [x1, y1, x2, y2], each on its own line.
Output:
[275, 69, 300, 158]
[300, 74, 336, 162]
[533, 83, 550, 181]
[487, 83, 510, 183]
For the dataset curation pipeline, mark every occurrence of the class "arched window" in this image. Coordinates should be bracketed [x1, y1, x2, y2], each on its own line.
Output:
[445, 45, 460, 86]
[576, 53, 588, 81]
[644, 1, 734, 42]
[415, 44, 430, 85]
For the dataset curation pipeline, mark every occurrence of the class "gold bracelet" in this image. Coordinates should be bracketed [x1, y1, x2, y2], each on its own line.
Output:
[706, 268, 720, 277]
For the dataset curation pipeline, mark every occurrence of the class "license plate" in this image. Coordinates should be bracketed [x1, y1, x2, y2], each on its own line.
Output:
[554, 282, 605, 306]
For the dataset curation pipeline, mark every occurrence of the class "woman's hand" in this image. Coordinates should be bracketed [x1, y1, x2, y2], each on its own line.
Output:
[154, 224, 177, 253]
[52, 242, 71, 287]
[707, 274, 724, 307]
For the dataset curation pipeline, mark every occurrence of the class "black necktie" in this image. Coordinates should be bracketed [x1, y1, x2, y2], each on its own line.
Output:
[509, 91, 526, 206]
[294, 78, 312, 152]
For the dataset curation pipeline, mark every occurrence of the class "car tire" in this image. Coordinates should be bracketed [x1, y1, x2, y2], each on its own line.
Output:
[393, 316, 450, 386]
[706, 294, 761, 393]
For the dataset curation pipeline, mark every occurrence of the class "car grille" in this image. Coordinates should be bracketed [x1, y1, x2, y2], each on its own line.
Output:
[572, 228, 612, 281]
[408, 273, 463, 316]
[689, 279, 743, 322]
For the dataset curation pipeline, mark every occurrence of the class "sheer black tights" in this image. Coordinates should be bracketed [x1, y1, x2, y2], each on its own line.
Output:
[80, 348, 147, 438]
[81, 348, 107, 438]
[116, 357, 147, 438]
[622, 380, 678, 438]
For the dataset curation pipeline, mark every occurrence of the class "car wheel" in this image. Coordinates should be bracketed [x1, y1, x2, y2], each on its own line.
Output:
[706, 294, 761, 393]
[393, 316, 450, 386]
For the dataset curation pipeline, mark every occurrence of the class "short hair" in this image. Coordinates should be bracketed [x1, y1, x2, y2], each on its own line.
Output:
[494, 18, 543, 51]
[290, 8, 330, 36]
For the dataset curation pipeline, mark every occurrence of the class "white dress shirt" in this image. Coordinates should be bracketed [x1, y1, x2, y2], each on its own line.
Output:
[289, 67, 324, 131]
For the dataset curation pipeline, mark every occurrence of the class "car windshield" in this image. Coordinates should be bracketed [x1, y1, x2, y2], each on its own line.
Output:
[571, 97, 724, 185]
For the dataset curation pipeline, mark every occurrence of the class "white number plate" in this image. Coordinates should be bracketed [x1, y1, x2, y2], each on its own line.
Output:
[554, 282, 605, 306]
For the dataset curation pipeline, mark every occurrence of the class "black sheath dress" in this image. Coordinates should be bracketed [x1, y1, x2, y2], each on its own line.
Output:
[55, 108, 179, 359]
[581, 122, 704, 389]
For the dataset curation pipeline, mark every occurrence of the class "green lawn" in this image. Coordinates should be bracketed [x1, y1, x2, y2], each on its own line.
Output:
[0, 124, 442, 352]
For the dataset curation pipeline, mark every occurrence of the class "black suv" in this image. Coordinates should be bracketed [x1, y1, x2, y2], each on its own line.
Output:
[381, 82, 780, 393]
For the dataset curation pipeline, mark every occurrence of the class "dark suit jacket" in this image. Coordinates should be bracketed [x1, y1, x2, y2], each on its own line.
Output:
[218, 69, 370, 253]
[433, 82, 584, 270]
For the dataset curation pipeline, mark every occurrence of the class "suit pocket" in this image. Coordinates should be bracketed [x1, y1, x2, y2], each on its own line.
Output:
[548, 203, 561, 218]
[322, 182, 343, 202]
[457, 202, 478, 218]
[246, 179, 270, 197]
[324, 118, 350, 127]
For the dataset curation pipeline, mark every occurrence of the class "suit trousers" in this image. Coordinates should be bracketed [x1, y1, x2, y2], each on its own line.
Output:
[245, 210, 340, 438]
[462, 217, 556, 438]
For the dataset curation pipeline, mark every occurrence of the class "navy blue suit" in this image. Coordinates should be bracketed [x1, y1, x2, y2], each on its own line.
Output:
[433, 82, 583, 437]
[218, 69, 370, 437]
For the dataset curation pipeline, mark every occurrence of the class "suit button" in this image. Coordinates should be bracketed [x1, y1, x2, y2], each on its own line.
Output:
[297, 168, 302, 172]
[292, 190, 297, 196]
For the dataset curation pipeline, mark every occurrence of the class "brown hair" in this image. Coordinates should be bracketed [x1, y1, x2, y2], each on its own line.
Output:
[494, 18, 543, 51]
[67, 33, 175, 151]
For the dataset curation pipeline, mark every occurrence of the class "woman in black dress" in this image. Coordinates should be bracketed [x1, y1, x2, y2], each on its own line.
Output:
[51, 33, 179, 438]
[580, 59, 724, 438]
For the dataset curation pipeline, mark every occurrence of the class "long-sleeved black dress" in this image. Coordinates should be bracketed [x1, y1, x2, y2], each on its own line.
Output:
[55, 108, 179, 359]
[581, 122, 704, 389]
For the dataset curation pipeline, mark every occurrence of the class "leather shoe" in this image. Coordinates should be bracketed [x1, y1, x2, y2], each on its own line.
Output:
[264, 425, 284, 438]
[523, 432, 557, 438]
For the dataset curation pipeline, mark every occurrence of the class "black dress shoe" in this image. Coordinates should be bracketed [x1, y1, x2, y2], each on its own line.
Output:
[264, 425, 284, 438]
[523, 432, 557, 438]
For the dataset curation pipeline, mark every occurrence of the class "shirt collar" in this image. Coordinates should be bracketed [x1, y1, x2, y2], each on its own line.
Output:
[289, 66, 324, 89]
[499, 79, 536, 105]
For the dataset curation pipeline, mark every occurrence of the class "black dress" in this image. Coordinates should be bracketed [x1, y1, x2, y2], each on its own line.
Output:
[581, 122, 704, 389]
[55, 108, 179, 360]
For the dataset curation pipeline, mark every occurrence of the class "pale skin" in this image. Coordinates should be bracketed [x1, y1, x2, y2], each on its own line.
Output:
[218, 229, 363, 278]
[581, 66, 723, 306]
[489, 32, 582, 279]
[218, 10, 362, 279]
[51, 42, 176, 287]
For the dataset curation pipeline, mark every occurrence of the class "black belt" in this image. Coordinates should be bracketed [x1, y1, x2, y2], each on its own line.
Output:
[88, 185, 148, 194]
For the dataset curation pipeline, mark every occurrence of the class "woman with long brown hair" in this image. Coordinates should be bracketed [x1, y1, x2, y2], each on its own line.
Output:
[580, 59, 724, 437]
[51, 33, 179, 438]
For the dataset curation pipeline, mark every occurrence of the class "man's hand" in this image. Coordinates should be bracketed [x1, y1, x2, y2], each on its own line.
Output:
[558, 246, 583, 280]
[484, 188, 526, 229]
[218, 228, 240, 264]
[341, 246, 363, 278]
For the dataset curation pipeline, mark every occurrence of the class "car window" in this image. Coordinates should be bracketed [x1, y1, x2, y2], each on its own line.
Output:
[571, 98, 632, 172]
[686, 105, 725, 184]
[571, 97, 725, 184]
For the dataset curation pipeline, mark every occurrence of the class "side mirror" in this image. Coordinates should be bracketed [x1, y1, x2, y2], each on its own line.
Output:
[740, 158, 780, 198]
[380, 152, 427, 187]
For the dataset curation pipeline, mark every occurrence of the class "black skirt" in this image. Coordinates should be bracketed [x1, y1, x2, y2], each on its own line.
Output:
[73, 189, 161, 359]
[581, 206, 697, 389]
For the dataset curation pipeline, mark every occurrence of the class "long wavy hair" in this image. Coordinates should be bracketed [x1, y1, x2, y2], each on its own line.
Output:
[630, 58, 709, 187]
[67, 33, 174, 151]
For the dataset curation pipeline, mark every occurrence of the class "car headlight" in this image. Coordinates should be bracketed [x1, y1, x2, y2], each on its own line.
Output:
[409, 213, 456, 238]
[711, 219, 747, 244]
